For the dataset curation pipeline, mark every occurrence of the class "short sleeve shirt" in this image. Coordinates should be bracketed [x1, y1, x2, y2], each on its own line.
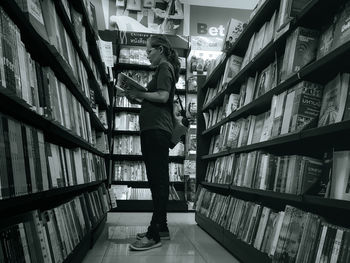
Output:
[139, 61, 175, 134]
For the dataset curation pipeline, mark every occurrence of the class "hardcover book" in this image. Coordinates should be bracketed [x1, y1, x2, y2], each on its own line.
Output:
[281, 27, 319, 81]
[318, 73, 349, 127]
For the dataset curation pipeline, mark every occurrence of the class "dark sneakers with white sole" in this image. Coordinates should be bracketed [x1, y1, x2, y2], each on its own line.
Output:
[129, 237, 162, 251]
[136, 231, 170, 240]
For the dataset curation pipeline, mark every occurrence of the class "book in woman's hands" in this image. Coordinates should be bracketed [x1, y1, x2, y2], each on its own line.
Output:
[116, 73, 148, 102]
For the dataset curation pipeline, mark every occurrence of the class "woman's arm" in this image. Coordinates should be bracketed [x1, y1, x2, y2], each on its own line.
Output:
[125, 90, 169, 104]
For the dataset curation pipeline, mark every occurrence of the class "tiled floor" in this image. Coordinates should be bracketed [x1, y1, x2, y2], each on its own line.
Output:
[82, 213, 240, 263]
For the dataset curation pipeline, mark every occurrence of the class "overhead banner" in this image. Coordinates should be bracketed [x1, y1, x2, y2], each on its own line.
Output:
[189, 5, 251, 38]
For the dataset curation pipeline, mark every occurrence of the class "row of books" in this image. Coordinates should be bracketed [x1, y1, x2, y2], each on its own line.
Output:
[17, 0, 104, 89]
[92, 130, 109, 154]
[97, 109, 108, 129]
[208, 77, 350, 154]
[0, 18, 107, 145]
[113, 135, 187, 157]
[204, 53, 246, 108]
[184, 159, 196, 178]
[9, 1, 110, 108]
[205, 151, 323, 196]
[169, 142, 185, 156]
[115, 96, 141, 108]
[0, 113, 107, 199]
[119, 47, 186, 69]
[0, 185, 111, 263]
[113, 135, 141, 155]
[203, 92, 240, 129]
[243, 9, 277, 69]
[205, 53, 226, 80]
[110, 185, 182, 201]
[203, 11, 350, 114]
[114, 112, 139, 131]
[189, 51, 222, 73]
[114, 161, 184, 182]
[195, 187, 350, 262]
[119, 47, 151, 65]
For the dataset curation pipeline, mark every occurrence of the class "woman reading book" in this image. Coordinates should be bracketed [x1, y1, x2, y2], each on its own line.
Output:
[124, 35, 180, 251]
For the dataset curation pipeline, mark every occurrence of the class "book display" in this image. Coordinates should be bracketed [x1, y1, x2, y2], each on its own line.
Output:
[0, 0, 113, 261]
[195, 0, 350, 262]
[98, 30, 190, 212]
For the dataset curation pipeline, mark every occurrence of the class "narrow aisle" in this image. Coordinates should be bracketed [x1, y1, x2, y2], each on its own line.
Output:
[82, 213, 240, 263]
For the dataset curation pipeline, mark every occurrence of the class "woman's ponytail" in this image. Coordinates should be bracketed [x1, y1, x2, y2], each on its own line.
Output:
[167, 48, 180, 82]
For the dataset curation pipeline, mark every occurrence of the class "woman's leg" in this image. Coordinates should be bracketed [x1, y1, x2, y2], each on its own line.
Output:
[140, 129, 170, 241]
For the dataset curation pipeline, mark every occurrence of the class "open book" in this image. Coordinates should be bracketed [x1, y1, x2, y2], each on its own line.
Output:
[116, 73, 148, 102]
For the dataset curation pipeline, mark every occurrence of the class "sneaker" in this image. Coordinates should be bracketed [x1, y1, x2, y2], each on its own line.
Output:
[136, 231, 170, 240]
[129, 237, 162, 251]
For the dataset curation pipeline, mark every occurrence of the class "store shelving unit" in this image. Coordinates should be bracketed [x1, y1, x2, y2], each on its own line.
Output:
[99, 30, 191, 212]
[195, 0, 350, 262]
[0, 0, 113, 261]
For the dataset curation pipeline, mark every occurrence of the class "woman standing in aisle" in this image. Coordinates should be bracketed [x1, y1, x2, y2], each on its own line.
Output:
[125, 35, 180, 251]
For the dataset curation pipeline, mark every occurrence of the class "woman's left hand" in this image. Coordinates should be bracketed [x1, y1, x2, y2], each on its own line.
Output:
[125, 89, 143, 100]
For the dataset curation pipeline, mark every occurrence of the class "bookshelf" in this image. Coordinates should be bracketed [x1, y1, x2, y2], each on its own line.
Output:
[0, 0, 113, 262]
[195, 0, 350, 262]
[98, 30, 191, 211]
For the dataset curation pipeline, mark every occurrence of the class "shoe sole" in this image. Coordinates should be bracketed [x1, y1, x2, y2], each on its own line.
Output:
[136, 236, 170, 240]
[129, 242, 162, 251]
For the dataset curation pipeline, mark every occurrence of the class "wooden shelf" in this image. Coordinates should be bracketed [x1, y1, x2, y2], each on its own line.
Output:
[202, 120, 350, 159]
[70, 0, 109, 84]
[113, 130, 140, 136]
[55, 0, 109, 109]
[201, 0, 350, 114]
[64, 214, 107, 263]
[201, 133, 301, 160]
[114, 107, 141, 113]
[201, 182, 230, 190]
[195, 213, 271, 263]
[115, 63, 154, 71]
[201, 74, 299, 136]
[303, 195, 350, 211]
[195, 1, 350, 261]
[111, 200, 188, 212]
[230, 185, 303, 202]
[115, 63, 186, 74]
[0, 0, 107, 133]
[0, 181, 106, 218]
[175, 89, 186, 95]
[111, 154, 185, 163]
[112, 181, 185, 190]
[0, 87, 105, 157]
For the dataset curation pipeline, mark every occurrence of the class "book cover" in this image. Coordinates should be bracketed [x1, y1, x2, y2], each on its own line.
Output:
[297, 157, 323, 195]
[318, 73, 349, 127]
[281, 27, 319, 81]
[271, 91, 287, 137]
[222, 55, 243, 86]
[255, 64, 272, 99]
[222, 18, 244, 52]
[317, 23, 335, 59]
[332, 2, 350, 50]
[289, 81, 323, 133]
[251, 112, 266, 144]
[241, 33, 255, 69]
[330, 150, 350, 201]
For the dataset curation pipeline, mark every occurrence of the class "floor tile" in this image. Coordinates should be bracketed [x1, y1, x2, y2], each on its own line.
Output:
[101, 255, 206, 263]
[82, 213, 240, 263]
[80, 254, 103, 263]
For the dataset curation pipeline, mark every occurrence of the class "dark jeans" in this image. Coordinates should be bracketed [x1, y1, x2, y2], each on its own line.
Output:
[140, 129, 171, 241]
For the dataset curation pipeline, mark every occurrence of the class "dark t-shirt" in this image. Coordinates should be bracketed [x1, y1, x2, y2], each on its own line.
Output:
[139, 61, 175, 134]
